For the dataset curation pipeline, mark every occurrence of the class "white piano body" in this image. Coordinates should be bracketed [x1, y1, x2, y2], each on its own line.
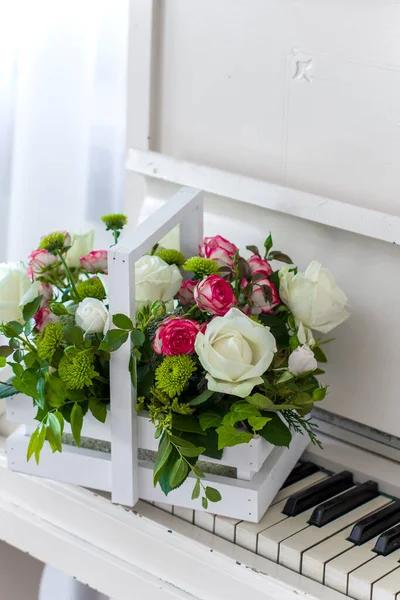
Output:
[2, 3, 400, 599]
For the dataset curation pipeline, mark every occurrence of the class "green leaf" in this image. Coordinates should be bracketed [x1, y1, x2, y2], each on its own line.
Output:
[0, 356, 6, 368]
[289, 334, 300, 351]
[12, 370, 39, 400]
[70, 403, 83, 446]
[12, 349, 23, 363]
[216, 425, 253, 450]
[259, 413, 292, 448]
[179, 446, 205, 457]
[0, 380, 17, 398]
[267, 251, 293, 264]
[313, 386, 328, 401]
[199, 411, 222, 431]
[246, 245, 260, 257]
[202, 497, 208, 510]
[99, 329, 129, 352]
[47, 412, 62, 439]
[24, 352, 38, 368]
[221, 401, 261, 426]
[35, 425, 47, 465]
[192, 465, 204, 478]
[153, 433, 172, 486]
[248, 415, 271, 432]
[24, 318, 36, 336]
[22, 296, 43, 322]
[112, 313, 134, 330]
[2, 321, 23, 337]
[191, 479, 200, 500]
[264, 233, 273, 256]
[50, 302, 69, 316]
[172, 415, 205, 435]
[189, 389, 214, 406]
[0, 346, 13, 358]
[313, 346, 328, 363]
[184, 429, 223, 460]
[9, 337, 20, 348]
[89, 397, 107, 423]
[54, 411, 64, 434]
[36, 378, 45, 409]
[27, 428, 39, 462]
[245, 393, 275, 410]
[64, 326, 84, 348]
[205, 486, 222, 503]
[169, 434, 197, 448]
[10, 362, 24, 377]
[130, 328, 145, 346]
[277, 371, 294, 384]
[45, 375, 67, 408]
[169, 457, 189, 488]
[46, 426, 62, 453]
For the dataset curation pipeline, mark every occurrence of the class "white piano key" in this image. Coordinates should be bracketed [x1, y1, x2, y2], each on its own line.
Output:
[372, 567, 400, 600]
[194, 510, 215, 532]
[235, 471, 328, 552]
[348, 549, 400, 600]
[172, 505, 194, 523]
[280, 495, 390, 572]
[214, 516, 242, 542]
[302, 497, 393, 583]
[325, 537, 379, 594]
[301, 525, 354, 583]
[153, 501, 173, 513]
[257, 506, 315, 561]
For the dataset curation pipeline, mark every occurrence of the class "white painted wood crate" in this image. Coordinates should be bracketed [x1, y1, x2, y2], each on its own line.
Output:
[5, 186, 308, 522]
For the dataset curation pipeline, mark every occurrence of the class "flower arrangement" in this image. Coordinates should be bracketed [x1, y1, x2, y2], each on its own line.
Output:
[0, 220, 349, 508]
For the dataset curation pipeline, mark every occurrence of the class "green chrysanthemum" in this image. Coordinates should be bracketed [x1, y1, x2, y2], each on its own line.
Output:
[76, 277, 106, 301]
[101, 213, 128, 231]
[58, 349, 99, 390]
[39, 232, 67, 254]
[183, 257, 219, 278]
[249, 314, 262, 324]
[156, 248, 186, 267]
[37, 322, 64, 361]
[155, 355, 197, 398]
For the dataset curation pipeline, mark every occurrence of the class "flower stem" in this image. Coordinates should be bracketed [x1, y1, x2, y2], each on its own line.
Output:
[57, 251, 80, 302]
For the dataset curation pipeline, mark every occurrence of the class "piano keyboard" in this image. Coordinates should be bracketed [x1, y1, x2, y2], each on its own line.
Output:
[154, 462, 400, 600]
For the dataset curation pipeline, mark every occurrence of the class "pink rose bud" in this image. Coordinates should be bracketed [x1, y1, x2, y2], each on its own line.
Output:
[248, 254, 273, 277]
[153, 316, 203, 356]
[194, 274, 236, 316]
[176, 279, 197, 306]
[250, 277, 280, 315]
[27, 248, 58, 279]
[39, 283, 54, 307]
[80, 250, 108, 274]
[200, 235, 239, 269]
[34, 307, 59, 333]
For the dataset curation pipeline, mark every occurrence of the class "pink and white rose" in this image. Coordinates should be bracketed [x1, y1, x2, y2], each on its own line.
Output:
[249, 277, 280, 315]
[153, 316, 203, 356]
[27, 249, 58, 279]
[200, 235, 238, 269]
[80, 250, 108, 274]
[34, 307, 59, 333]
[176, 279, 197, 306]
[248, 254, 273, 277]
[194, 274, 236, 316]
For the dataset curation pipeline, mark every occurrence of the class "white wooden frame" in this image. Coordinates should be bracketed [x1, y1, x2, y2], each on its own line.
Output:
[108, 185, 204, 505]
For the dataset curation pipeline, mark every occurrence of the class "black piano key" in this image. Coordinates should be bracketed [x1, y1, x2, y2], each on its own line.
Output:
[308, 480, 379, 527]
[282, 470, 354, 517]
[373, 523, 400, 556]
[347, 500, 400, 545]
[280, 462, 319, 490]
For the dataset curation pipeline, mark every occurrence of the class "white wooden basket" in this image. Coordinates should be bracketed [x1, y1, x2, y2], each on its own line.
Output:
[5, 186, 309, 522]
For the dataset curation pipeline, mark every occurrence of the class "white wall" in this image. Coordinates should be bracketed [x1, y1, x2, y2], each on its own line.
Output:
[0, 541, 43, 600]
[142, 0, 400, 217]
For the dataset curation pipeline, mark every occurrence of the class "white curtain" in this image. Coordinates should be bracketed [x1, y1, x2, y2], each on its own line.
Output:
[0, 0, 129, 263]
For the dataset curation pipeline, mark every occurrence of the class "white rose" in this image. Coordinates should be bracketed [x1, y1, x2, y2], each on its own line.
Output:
[0, 262, 40, 323]
[135, 255, 182, 310]
[66, 231, 95, 268]
[75, 298, 109, 335]
[288, 345, 318, 375]
[279, 261, 349, 334]
[195, 307, 277, 398]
